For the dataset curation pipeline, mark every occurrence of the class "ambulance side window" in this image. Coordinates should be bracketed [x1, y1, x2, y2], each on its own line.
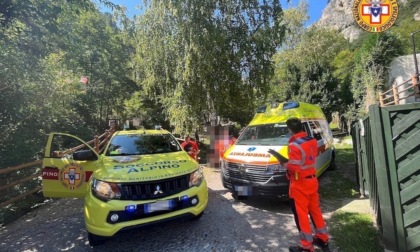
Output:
[308, 121, 323, 141]
[319, 120, 333, 142]
[302, 122, 311, 136]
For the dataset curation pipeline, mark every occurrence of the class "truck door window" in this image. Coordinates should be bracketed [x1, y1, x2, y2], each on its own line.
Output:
[50, 135, 91, 158]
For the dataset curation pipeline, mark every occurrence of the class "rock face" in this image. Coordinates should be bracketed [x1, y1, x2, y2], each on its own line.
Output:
[315, 0, 362, 42]
[388, 53, 420, 104]
[315, 0, 410, 42]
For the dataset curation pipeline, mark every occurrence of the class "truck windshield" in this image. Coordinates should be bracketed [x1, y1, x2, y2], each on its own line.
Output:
[236, 123, 291, 146]
[105, 134, 182, 156]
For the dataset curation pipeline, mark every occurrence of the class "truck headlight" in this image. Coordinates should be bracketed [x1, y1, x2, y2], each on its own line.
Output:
[92, 178, 121, 201]
[266, 164, 286, 173]
[189, 167, 203, 187]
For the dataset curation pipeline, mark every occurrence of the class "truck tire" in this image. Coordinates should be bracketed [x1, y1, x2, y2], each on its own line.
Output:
[190, 211, 204, 221]
[88, 232, 108, 246]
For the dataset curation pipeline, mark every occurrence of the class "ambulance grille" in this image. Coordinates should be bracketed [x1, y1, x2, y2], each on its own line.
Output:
[225, 162, 270, 183]
[119, 174, 189, 200]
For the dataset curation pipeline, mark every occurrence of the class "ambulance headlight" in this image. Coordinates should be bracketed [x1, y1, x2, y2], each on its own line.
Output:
[266, 164, 286, 173]
[189, 167, 203, 187]
[92, 178, 121, 201]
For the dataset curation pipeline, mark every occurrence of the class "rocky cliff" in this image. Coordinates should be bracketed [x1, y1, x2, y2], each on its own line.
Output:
[315, 0, 411, 42]
[315, 0, 362, 42]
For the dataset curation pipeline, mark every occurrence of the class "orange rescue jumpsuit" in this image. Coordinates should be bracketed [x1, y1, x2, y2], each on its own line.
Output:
[287, 132, 329, 251]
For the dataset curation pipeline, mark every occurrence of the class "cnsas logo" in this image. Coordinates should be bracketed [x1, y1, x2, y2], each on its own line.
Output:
[353, 0, 398, 33]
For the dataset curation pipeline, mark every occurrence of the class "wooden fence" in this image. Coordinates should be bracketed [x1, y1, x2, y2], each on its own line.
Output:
[352, 103, 420, 252]
[379, 74, 420, 106]
[0, 128, 115, 210]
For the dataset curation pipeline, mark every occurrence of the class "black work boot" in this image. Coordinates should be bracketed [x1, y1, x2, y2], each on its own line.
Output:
[312, 237, 330, 252]
[289, 246, 313, 252]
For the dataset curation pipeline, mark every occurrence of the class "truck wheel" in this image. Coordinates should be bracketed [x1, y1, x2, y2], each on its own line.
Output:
[88, 232, 108, 246]
[191, 211, 204, 221]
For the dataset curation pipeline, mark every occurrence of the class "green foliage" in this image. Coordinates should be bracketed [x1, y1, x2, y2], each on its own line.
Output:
[134, 0, 286, 131]
[331, 50, 355, 111]
[0, 0, 135, 168]
[390, 0, 420, 54]
[270, 27, 347, 121]
[280, 0, 309, 50]
[349, 32, 404, 120]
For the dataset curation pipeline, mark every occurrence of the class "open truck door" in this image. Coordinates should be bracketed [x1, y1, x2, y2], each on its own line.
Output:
[42, 133, 99, 198]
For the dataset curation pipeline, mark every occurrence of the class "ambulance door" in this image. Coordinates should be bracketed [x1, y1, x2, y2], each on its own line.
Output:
[307, 121, 330, 172]
[42, 133, 99, 198]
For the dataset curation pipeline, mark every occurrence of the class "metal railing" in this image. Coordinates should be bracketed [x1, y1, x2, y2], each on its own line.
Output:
[379, 74, 420, 106]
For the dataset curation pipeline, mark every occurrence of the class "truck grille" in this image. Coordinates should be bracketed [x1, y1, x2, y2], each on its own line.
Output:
[120, 174, 190, 200]
[225, 162, 272, 183]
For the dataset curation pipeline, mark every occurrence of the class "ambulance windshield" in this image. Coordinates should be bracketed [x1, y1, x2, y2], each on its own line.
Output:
[236, 123, 291, 146]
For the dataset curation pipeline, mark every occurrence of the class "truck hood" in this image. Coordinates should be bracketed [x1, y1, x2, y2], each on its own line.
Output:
[223, 144, 288, 165]
[95, 151, 198, 182]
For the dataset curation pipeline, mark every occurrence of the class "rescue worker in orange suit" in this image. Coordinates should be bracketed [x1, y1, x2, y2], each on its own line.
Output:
[181, 134, 200, 161]
[285, 118, 330, 252]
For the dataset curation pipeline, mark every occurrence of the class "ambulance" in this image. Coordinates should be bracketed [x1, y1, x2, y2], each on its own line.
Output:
[220, 101, 335, 199]
[41, 129, 208, 246]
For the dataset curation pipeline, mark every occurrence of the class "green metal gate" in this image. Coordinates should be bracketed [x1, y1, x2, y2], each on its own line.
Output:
[352, 103, 420, 252]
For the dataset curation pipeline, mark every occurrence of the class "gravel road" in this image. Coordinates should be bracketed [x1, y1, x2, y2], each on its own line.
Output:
[0, 167, 326, 252]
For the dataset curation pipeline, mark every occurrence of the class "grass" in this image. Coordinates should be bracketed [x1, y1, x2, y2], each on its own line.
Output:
[334, 142, 356, 167]
[321, 141, 383, 252]
[329, 211, 383, 252]
[319, 143, 359, 200]
[319, 172, 358, 200]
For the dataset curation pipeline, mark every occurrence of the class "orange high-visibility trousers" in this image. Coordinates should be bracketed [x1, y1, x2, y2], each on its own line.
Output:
[289, 177, 329, 250]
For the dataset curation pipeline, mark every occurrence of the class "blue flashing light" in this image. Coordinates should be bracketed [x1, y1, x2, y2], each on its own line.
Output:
[125, 205, 136, 212]
[283, 102, 300, 110]
[180, 195, 189, 201]
[256, 106, 267, 113]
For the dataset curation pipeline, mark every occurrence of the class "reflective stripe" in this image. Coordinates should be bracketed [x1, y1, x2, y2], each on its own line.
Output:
[294, 136, 313, 145]
[301, 164, 314, 170]
[300, 231, 314, 242]
[290, 142, 306, 166]
[316, 227, 328, 234]
[288, 160, 301, 165]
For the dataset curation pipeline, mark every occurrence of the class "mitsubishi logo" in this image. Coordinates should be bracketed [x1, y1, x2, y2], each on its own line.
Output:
[153, 185, 164, 195]
[238, 164, 246, 173]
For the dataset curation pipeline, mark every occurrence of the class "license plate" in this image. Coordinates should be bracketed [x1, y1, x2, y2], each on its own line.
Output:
[234, 185, 253, 196]
[144, 200, 174, 213]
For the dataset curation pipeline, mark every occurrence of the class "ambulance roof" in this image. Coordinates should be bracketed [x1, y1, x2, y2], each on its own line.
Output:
[249, 101, 326, 126]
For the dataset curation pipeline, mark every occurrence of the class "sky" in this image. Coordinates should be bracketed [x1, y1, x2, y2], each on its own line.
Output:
[100, 0, 329, 26]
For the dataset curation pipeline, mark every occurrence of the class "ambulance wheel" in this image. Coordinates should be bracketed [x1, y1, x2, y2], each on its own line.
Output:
[232, 192, 247, 201]
[88, 232, 107, 246]
[221, 174, 228, 189]
[329, 153, 336, 171]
